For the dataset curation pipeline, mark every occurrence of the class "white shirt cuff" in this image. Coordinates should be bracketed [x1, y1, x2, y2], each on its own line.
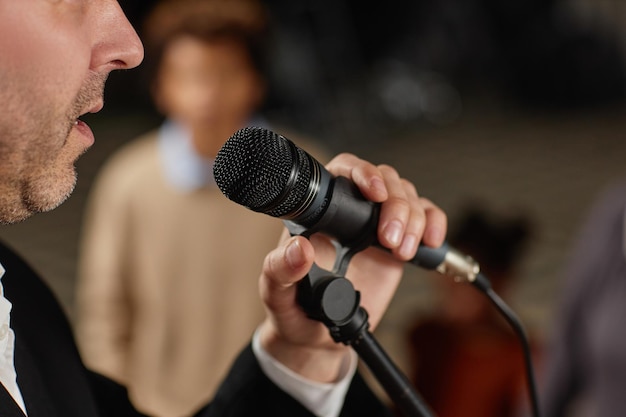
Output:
[252, 328, 358, 417]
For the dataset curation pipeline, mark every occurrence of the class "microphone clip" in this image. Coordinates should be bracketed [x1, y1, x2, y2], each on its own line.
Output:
[285, 215, 373, 343]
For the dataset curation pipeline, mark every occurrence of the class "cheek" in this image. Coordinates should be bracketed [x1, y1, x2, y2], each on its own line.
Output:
[213, 78, 262, 121]
[226, 81, 259, 107]
[174, 83, 212, 110]
[157, 83, 203, 120]
[0, 6, 90, 110]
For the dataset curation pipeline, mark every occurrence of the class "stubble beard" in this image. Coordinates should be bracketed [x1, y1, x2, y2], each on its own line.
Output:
[0, 73, 107, 224]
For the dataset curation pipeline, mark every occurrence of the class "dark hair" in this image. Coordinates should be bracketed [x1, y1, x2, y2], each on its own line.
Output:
[141, 0, 269, 83]
[449, 205, 532, 280]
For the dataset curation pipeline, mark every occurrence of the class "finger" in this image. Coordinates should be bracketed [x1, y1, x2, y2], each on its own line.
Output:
[419, 197, 447, 248]
[259, 235, 315, 313]
[394, 179, 426, 260]
[376, 165, 414, 252]
[325, 153, 388, 202]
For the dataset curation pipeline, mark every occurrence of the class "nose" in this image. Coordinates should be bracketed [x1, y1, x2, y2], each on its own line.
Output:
[91, 0, 144, 71]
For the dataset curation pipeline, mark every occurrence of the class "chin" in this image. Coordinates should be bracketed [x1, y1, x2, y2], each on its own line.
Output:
[23, 170, 78, 215]
[0, 208, 32, 225]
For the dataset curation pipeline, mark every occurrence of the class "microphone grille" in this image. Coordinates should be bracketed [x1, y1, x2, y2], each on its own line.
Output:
[214, 127, 313, 218]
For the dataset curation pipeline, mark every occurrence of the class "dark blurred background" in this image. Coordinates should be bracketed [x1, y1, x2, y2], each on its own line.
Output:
[2, 0, 626, 380]
[95, 0, 626, 141]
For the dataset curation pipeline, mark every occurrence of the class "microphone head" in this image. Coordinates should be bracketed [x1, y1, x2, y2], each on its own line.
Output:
[213, 127, 315, 219]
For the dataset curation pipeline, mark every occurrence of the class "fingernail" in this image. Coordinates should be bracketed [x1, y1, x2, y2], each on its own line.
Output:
[399, 234, 418, 258]
[384, 220, 403, 246]
[286, 239, 305, 269]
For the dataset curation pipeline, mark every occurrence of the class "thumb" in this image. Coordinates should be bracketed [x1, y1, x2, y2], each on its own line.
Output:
[260, 235, 315, 314]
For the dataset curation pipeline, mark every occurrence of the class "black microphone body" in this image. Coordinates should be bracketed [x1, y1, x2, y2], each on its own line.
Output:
[214, 127, 480, 283]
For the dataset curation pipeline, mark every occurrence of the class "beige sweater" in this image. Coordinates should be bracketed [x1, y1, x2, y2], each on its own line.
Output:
[75, 132, 286, 417]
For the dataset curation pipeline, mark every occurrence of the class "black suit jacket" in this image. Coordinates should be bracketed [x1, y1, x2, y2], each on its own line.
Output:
[0, 241, 390, 417]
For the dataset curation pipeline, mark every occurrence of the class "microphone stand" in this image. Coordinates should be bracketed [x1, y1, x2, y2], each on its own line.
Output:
[297, 263, 434, 417]
[285, 211, 541, 417]
[288, 220, 435, 417]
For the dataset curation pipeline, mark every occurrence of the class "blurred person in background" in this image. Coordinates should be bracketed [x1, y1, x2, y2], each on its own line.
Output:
[406, 205, 534, 417]
[75, 0, 326, 416]
[539, 180, 626, 417]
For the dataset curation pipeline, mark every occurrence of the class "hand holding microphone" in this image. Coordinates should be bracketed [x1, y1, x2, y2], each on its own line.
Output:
[214, 127, 482, 284]
[213, 127, 448, 382]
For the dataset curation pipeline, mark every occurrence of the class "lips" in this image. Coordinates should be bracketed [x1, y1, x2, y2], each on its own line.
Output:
[88, 101, 104, 114]
[80, 101, 104, 118]
[72, 101, 102, 147]
[73, 119, 95, 147]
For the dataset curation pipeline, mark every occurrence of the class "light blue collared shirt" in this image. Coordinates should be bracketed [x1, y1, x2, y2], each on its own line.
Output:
[157, 120, 216, 191]
[157, 118, 270, 192]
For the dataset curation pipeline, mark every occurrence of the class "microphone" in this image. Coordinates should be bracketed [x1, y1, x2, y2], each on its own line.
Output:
[213, 126, 482, 285]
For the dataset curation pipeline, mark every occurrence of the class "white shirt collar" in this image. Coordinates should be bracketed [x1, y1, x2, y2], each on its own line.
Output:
[0, 261, 28, 415]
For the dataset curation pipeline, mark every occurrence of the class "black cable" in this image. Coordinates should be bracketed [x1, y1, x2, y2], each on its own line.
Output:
[472, 272, 540, 417]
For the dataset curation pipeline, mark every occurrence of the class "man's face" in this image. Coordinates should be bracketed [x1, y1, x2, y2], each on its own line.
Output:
[0, 0, 143, 224]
